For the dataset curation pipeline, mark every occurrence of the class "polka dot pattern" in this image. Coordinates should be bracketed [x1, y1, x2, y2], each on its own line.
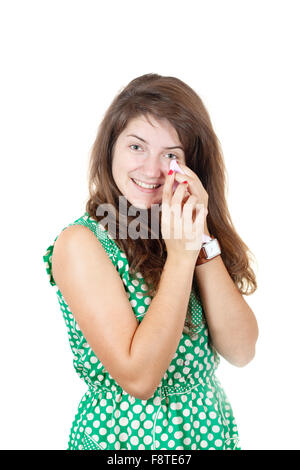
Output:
[43, 212, 240, 450]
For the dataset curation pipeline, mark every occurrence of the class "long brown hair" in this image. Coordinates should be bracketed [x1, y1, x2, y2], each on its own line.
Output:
[86, 73, 257, 335]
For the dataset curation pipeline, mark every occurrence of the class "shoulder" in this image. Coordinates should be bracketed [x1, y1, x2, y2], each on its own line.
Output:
[53, 223, 110, 262]
[56, 223, 97, 245]
[52, 224, 113, 283]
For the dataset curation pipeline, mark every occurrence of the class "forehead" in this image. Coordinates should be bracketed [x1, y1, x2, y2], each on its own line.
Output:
[122, 115, 181, 144]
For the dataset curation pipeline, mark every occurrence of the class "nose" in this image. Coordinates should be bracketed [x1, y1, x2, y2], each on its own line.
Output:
[140, 155, 165, 179]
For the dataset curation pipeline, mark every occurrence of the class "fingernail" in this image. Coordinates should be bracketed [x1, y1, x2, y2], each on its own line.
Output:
[183, 180, 188, 184]
[168, 170, 173, 175]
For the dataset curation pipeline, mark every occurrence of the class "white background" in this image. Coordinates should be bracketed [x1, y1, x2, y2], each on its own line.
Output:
[0, 0, 299, 450]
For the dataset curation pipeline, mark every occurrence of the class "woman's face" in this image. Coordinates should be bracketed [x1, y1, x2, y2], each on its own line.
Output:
[112, 114, 186, 209]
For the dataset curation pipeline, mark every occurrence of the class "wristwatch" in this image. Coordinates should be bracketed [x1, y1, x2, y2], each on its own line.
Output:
[195, 235, 221, 266]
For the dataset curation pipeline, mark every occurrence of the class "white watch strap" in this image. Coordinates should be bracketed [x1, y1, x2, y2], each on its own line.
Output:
[202, 234, 212, 243]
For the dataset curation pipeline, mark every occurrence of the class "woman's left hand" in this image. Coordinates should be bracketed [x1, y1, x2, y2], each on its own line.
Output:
[174, 162, 210, 236]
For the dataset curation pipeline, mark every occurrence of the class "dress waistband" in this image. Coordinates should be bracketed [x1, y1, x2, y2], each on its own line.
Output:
[86, 373, 217, 405]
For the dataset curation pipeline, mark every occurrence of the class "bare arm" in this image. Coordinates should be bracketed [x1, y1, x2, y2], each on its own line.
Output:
[129, 254, 196, 399]
[194, 225, 259, 367]
[195, 255, 258, 367]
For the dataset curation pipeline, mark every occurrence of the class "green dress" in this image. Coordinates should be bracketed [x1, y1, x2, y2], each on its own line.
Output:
[43, 211, 241, 450]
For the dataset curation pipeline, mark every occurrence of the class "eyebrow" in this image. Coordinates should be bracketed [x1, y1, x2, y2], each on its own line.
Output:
[126, 134, 184, 151]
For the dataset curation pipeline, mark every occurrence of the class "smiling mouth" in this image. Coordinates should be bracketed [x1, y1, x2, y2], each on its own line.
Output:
[131, 178, 162, 190]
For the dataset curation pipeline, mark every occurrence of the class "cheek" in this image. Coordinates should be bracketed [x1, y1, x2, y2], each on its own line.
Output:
[112, 154, 132, 176]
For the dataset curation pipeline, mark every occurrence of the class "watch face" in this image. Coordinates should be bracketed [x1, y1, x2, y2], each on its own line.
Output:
[204, 239, 221, 259]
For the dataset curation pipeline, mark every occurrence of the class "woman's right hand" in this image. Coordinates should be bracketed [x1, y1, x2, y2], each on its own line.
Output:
[161, 170, 205, 263]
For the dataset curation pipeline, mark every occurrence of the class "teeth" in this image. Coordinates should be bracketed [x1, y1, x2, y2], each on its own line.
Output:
[133, 179, 160, 189]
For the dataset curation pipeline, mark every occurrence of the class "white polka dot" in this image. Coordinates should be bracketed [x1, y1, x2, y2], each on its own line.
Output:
[120, 401, 129, 411]
[146, 405, 154, 414]
[153, 396, 161, 406]
[119, 417, 128, 426]
[114, 425, 120, 434]
[133, 405, 142, 414]
[144, 420, 153, 429]
[143, 435, 152, 445]
[171, 402, 183, 410]
[172, 416, 183, 425]
[130, 436, 139, 445]
[107, 434, 116, 443]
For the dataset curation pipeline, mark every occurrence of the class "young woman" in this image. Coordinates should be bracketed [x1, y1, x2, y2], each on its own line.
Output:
[43, 73, 258, 450]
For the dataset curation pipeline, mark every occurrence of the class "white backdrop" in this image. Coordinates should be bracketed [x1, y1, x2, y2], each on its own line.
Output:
[1, 0, 299, 450]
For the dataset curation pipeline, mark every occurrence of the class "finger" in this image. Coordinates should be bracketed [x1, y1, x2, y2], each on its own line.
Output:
[162, 170, 175, 206]
[175, 164, 205, 194]
[172, 181, 189, 207]
[175, 162, 195, 178]
[173, 173, 202, 202]
[174, 172, 191, 185]
[182, 195, 198, 218]
[194, 204, 205, 230]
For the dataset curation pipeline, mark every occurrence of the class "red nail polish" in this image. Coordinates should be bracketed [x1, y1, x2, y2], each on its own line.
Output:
[168, 170, 173, 175]
[183, 180, 188, 184]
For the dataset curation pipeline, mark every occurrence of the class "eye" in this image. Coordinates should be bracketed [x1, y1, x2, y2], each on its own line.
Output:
[165, 153, 178, 160]
[129, 144, 142, 151]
